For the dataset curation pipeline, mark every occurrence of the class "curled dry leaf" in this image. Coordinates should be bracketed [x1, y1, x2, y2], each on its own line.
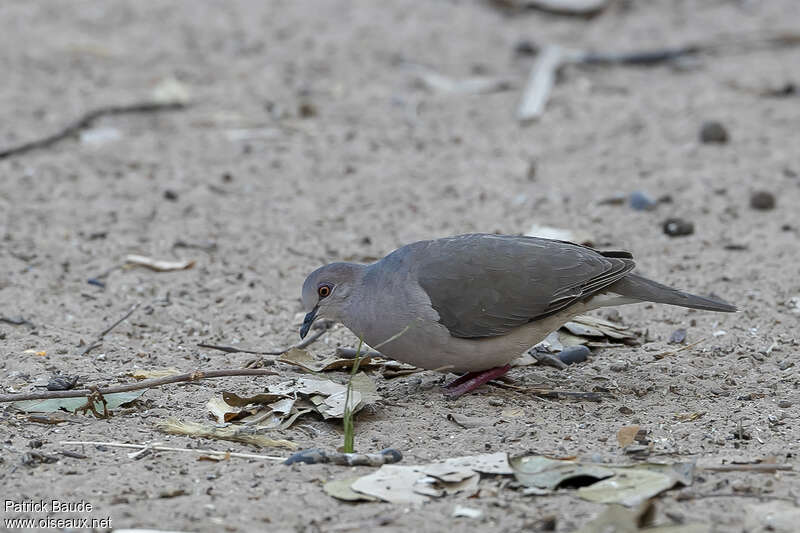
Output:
[329, 453, 512, 504]
[512, 454, 693, 505]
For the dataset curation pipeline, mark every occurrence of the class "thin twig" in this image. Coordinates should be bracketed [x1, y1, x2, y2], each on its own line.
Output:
[0, 368, 277, 403]
[59, 440, 285, 462]
[677, 492, 796, 502]
[0, 316, 33, 327]
[199, 320, 333, 356]
[0, 101, 186, 160]
[701, 464, 793, 473]
[651, 338, 707, 361]
[80, 302, 141, 356]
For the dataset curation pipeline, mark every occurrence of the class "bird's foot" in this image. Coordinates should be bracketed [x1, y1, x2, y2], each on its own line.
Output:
[442, 364, 511, 398]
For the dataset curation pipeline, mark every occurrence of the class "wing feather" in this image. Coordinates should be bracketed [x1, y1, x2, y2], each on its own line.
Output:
[413, 234, 635, 338]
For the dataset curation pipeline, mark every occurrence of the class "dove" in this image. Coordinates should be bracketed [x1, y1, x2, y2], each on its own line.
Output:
[300, 234, 735, 397]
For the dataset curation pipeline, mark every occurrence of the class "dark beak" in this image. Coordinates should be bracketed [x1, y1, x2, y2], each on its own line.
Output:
[299, 306, 318, 339]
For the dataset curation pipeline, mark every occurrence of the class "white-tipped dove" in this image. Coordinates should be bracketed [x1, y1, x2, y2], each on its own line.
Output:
[300, 234, 735, 397]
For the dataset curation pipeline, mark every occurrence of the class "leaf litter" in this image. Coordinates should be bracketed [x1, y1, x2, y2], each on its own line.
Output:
[163, 371, 380, 448]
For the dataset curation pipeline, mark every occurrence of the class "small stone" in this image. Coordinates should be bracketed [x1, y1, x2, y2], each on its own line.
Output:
[629, 190, 657, 211]
[163, 189, 179, 201]
[514, 40, 539, 56]
[750, 191, 776, 210]
[777, 360, 794, 371]
[557, 345, 590, 365]
[668, 328, 687, 344]
[778, 400, 792, 408]
[610, 361, 628, 372]
[298, 101, 317, 118]
[699, 121, 728, 144]
[663, 218, 694, 237]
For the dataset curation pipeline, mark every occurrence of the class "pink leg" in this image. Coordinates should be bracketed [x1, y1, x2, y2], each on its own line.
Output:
[442, 364, 511, 398]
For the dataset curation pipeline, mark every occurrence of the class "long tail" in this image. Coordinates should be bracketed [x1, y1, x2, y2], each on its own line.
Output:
[609, 273, 737, 313]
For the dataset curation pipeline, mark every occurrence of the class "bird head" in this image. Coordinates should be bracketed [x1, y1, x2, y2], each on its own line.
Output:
[299, 262, 363, 338]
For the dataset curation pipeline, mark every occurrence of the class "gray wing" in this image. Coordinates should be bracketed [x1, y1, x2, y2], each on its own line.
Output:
[413, 234, 635, 338]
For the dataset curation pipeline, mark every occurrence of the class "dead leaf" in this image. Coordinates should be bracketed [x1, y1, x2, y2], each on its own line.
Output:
[207, 396, 253, 423]
[125, 255, 195, 272]
[159, 418, 297, 450]
[324, 477, 379, 502]
[444, 452, 513, 475]
[617, 425, 641, 447]
[129, 367, 181, 380]
[575, 501, 654, 533]
[511, 455, 615, 490]
[674, 412, 705, 422]
[12, 390, 146, 414]
[351, 465, 429, 504]
[222, 391, 287, 407]
[577, 468, 678, 506]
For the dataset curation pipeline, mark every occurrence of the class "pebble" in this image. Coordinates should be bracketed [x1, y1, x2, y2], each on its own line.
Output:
[668, 328, 687, 344]
[750, 190, 776, 210]
[610, 361, 629, 372]
[663, 218, 694, 237]
[558, 345, 590, 365]
[699, 121, 729, 144]
[778, 400, 792, 408]
[164, 189, 179, 201]
[629, 191, 657, 211]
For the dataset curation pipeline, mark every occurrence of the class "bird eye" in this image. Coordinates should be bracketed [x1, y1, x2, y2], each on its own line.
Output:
[318, 284, 331, 298]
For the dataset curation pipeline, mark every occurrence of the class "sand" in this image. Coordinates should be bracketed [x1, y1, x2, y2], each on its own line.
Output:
[1, 1, 798, 531]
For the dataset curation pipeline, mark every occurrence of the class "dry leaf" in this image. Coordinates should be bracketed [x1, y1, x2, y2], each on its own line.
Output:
[511, 455, 614, 490]
[351, 465, 429, 505]
[159, 418, 297, 450]
[13, 390, 146, 414]
[324, 477, 379, 502]
[129, 367, 181, 380]
[674, 412, 705, 422]
[125, 255, 195, 272]
[577, 468, 677, 506]
[617, 425, 641, 447]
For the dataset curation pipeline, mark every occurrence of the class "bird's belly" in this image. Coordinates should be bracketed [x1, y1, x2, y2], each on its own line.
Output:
[372, 304, 586, 373]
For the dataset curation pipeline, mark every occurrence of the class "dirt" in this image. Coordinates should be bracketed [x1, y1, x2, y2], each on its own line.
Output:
[1, 1, 799, 532]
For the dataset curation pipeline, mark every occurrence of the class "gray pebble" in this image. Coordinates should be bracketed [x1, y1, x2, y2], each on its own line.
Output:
[663, 218, 695, 237]
[750, 191, 776, 210]
[778, 400, 792, 408]
[700, 121, 728, 144]
[558, 345, 590, 365]
[668, 328, 687, 344]
[610, 361, 629, 372]
[629, 191, 657, 211]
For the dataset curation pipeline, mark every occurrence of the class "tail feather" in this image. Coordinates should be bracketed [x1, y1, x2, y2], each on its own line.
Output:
[609, 273, 737, 313]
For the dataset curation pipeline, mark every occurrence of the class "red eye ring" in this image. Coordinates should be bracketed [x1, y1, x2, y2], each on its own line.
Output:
[318, 285, 331, 298]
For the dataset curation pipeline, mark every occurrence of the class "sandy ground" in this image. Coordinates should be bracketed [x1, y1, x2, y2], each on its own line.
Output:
[1, 0, 799, 531]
